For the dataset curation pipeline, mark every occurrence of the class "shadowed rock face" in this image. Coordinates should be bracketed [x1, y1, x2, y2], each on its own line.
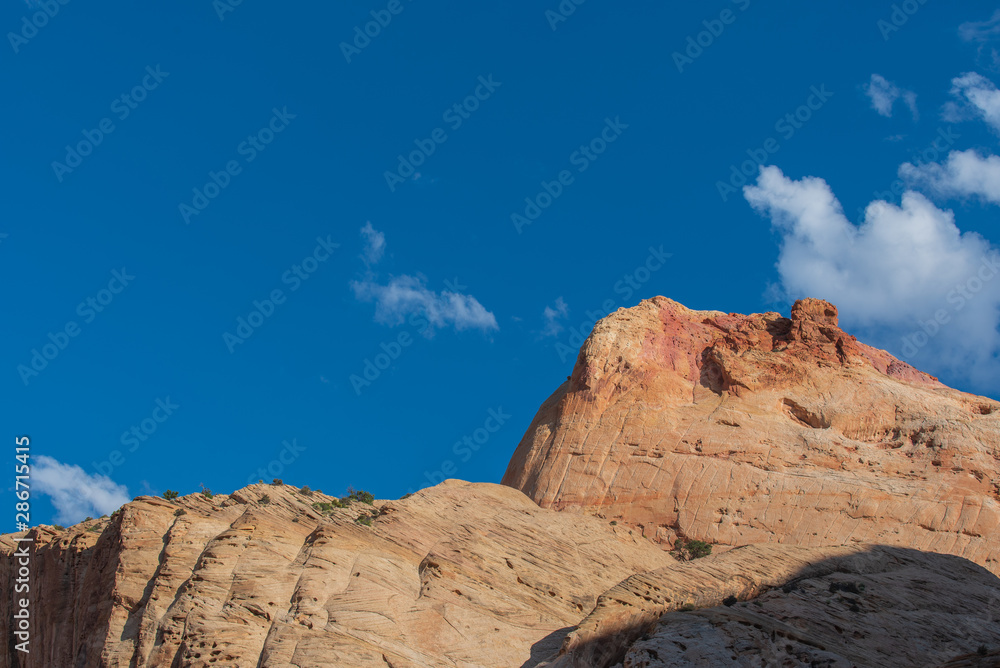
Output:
[502, 296, 1000, 574]
[536, 544, 1000, 668]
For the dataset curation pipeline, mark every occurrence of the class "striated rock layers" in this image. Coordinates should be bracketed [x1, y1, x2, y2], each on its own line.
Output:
[3, 482, 999, 668]
[503, 297, 1000, 575]
[0, 481, 677, 668]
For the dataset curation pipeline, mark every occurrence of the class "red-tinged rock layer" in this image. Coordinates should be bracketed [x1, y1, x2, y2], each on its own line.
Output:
[503, 296, 1000, 574]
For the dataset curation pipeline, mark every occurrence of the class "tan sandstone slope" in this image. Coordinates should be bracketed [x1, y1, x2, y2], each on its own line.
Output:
[503, 297, 1000, 576]
[3, 482, 999, 668]
[0, 481, 678, 668]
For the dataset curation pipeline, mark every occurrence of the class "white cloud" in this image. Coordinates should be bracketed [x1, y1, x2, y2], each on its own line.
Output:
[947, 72, 1000, 132]
[359, 221, 386, 266]
[960, 10, 1000, 43]
[900, 149, 1000, 205]
[542, 297, 569, 337]
[864, 74, 918, 120]
[352, 274, 498, 334]
[959, 11, 1000, 71]
[32, 456, 130, 525]
[744, 165, 1000, 391]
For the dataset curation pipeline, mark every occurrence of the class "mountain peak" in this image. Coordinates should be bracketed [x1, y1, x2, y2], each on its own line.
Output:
[504, 296, 999, 574]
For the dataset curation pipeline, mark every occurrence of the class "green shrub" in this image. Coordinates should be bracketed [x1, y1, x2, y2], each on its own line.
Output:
[354, 515, 372, 527]
[687, 540, 712, 559]
[400, 492, 413, 500]
[313, 501, 347, 513]
[260, 494, 271, 505]
[271, 479, 283, 486]
[174, 509, 186, 517]
[88, 525, 101, 532]
[609, 520, 617, 526]
[672, 538, 713, 561]
[163, 490, 179, 501]
[348, 488, 374, 505]
[84, 516, 92, 522]
[200, 487, 214, 499]
[53, 525, 65, 531]
[300, 486, 312, 496]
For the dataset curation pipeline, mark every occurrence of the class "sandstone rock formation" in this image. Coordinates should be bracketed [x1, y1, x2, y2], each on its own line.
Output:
[503, 297, 1000, 575]
[0, 481, 677, 668]
[4, 296, 1000, 667]
[6, 485, 997, 667]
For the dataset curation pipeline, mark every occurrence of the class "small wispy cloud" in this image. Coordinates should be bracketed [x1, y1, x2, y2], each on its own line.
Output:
[351, 223, 498, 335]
[352, 274, 498, 334]
[960, 10, 1000, 43]
[945, 72, 1000, 132]
[900, 148, 1000, 205]
[542, 297, 569, 337]
[960, 10, 1000, 70]
[360, 221, 386, 266]
[864, 74, 918, 120]
[33, 456, 130, 525]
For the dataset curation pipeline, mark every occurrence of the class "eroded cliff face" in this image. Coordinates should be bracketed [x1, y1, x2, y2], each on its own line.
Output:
[502, 297, 1000, 574]
[4, 483, 998, 668]
[0, 481, 677, 668]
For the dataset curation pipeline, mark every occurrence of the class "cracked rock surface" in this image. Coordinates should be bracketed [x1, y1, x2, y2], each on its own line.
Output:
[503, 297, 1000, 576]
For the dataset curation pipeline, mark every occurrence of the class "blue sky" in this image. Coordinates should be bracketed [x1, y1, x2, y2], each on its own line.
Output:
[5, 0, 1000, 525]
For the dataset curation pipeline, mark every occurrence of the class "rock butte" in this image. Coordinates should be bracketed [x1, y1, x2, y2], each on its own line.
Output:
[2, 296, 999, 667]
[504, 296, 1000, 577]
